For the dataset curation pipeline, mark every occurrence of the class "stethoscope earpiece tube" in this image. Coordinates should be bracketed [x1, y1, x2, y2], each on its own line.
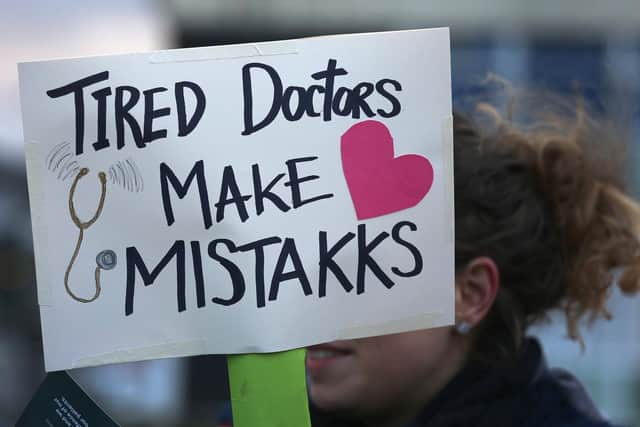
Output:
[64, 167, 109, 303]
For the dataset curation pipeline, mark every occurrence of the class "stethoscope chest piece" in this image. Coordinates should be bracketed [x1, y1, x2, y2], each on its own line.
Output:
[96, 250, 117, 270]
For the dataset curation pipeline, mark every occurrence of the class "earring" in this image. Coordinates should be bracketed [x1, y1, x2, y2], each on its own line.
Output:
[455, 321, 472, 335]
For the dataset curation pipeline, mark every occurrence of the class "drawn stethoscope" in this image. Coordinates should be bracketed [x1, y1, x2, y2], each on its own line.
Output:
[64, 167, 117, 303]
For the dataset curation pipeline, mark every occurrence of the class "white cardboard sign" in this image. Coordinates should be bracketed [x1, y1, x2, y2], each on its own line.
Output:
[19, 28, 454, 372]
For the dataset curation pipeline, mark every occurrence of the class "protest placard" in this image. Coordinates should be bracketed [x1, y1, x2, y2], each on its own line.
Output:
[19, 28, 454, 372]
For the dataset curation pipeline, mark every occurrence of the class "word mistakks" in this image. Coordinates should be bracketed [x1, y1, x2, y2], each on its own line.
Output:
[241, 59, 402, 135]
[124, 220, 423, 315]
[46, 71, 206, 155]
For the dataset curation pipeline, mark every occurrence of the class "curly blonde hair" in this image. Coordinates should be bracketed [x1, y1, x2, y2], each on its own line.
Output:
[453, 85, 640, 360]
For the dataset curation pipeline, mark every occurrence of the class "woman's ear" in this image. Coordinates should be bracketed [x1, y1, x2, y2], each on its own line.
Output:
[455, 257, 500, 328]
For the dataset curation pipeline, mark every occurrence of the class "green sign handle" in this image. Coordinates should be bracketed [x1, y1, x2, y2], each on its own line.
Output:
[228, 349, 311, 427]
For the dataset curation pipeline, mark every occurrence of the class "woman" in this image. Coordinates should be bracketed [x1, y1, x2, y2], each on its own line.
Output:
[306, 96, 640, 427]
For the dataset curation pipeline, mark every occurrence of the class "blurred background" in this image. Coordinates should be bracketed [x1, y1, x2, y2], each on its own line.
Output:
[1, 0, 639, 426]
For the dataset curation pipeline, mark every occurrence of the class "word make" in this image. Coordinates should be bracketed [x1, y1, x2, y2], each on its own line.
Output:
[160, 156, 334, 229]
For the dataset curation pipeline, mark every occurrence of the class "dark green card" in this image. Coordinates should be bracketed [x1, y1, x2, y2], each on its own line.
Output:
[16, 371, 119, 427]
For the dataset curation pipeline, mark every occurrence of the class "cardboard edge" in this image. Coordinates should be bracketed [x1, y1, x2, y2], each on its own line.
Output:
[336, 312, 444, 340]
[442, 115, 454, 243]
[17, 27, 448, 66]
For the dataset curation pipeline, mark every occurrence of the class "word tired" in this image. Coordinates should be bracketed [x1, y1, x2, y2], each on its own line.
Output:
[46, 71, 206, 155]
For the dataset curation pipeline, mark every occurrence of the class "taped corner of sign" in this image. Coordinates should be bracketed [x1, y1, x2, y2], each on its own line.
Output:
[442, 115, 454, 243]
[33, 221, 53, 306]
[23, 140, 42, 176]
[148, 40, 299, 64]
[37, 289, 53, 307]
[336, 312, 444, 340]
[71, 339, 208, 369]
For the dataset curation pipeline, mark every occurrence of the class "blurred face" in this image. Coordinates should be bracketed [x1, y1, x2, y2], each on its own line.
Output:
[306, 326, 466, 425]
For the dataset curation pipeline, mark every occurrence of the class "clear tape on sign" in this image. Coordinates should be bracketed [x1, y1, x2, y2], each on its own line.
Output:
[25, 140, 53, 307]
[148, 40, 299, 64]
[72, 339, 208, 369]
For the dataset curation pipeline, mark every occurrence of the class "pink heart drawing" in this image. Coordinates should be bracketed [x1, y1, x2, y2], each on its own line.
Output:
[341, 120, 434, 220]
